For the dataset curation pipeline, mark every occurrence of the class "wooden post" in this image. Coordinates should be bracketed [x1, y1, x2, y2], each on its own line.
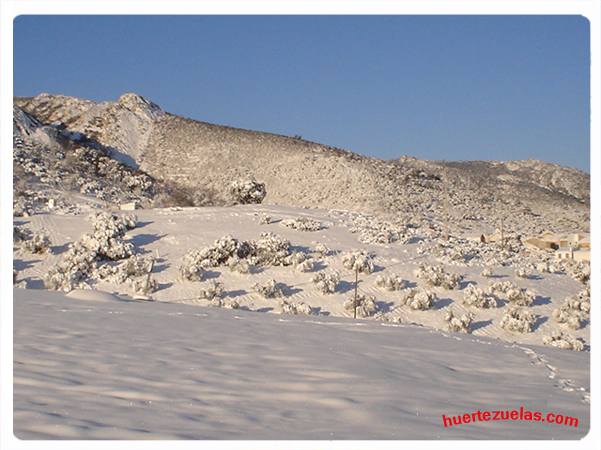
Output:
[353, 266, 359, 319]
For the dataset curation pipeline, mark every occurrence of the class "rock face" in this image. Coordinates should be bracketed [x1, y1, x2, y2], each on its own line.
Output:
[14, 92, 589, 234]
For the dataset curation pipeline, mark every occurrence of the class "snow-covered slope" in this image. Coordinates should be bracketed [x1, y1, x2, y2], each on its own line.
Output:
[13, 288, 589, 439]
[13, 205, 590, 349]
[15, 93, 590, 236]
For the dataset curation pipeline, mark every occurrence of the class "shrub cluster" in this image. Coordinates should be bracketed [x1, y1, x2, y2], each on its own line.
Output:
[401, 288, 436, 310]
[278, 299, 314, 315]
[505, 287, 536, 307]
[342, 250, 375, 274]
[444, 308, 474, 333]
[552, 289, 590, 330]
[311, 271, 340, 294]
[229, 179, 266, 204]
[414, 264, 462, 289]
[343, 294, 379, 318]
[280, 217, 323, 232]
[198, 280, 225, 301]
[499, 307, 536, 333]
[462, 284, 498, 308]
[44, 213, 136, 292]
[374, 273, 407, 291]
[542, 331, 585, 351]
[253, 279, 285, 298]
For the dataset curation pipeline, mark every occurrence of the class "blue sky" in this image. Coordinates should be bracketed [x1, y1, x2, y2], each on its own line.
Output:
[14, 15, 590, 171]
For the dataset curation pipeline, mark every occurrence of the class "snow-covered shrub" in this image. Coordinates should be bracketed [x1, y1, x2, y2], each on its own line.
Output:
[414, 264, 462, 289]
[43, 212, 136, 292]
[481, 267, 493, 278]
[259, 213, 272, 225]
[198, 281, 225, 301]
[278, 299, 314, 315]
[253, 279, 284, 298]
[515, 266, 531, 279]
[543, 331, 585, 351]
[444, 309, 474, 333]
[228, 257, 252, 274]
[552, 290, 590, 330]
[131, 275, 158, 297]
[179, 235, 252, 278]
[311, 271, 340, 294]
[401, 288, 436, 310]
[314, 242, 331, 257]
[253, 232, 291, 266]
[296, 259, 315, 272]
[229, 179, 266, 204]
[487, 280, 519, 296]
[13, 225, 31, 244]
[179, 252, 206, 281]
[209, 298, 240, 309]
[21, 230, 51, 254]
[374, 274, 407, 291]
[281, 217, 323, 232]
[568, 262, 590, 284]
[505, 287, 535, 307]
[462, 284, 498, 308]
[499, 307, 537, 333]
[342, 250, 375, 274]
[96, 254, 155, 284]
[44, 244, 97, 292]
[343, 294, 379, 318]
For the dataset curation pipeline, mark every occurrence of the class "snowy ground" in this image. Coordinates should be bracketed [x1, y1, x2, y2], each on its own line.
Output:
[14, 288, 589, 439]
[14, 205, 590, 348]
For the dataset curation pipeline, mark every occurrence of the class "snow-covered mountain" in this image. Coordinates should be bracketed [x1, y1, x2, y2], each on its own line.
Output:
[14, 92, 589, 236]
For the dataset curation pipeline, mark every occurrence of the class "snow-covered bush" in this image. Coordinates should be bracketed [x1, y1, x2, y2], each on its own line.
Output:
[253, 232, 291, 266]
[44, 212, 136, 291]
[13, 225, 31, 244]
[567, 262, 590, 284]
[515, 266, 531, 279]
[296, 259, 315, 272]
[179, 252, 206, 281]
[543, 331, 585, 351]
[278, 299, 314, 315]
[499, 307, 537, 333]
[414, 264, 462, 289]
[505, 287, 535, 307]
[228, 257, 252, 274]
[259, 213, 272, 225]
[462, 284, 498, 308]
[401, 288, 436, 310]
[281, 217, 323, 232]
[131, 275, 158, 297]
[311, 271, 340, 294]
[552, 290, 590, 330]
[343, 294, 379, 318]
[342, 250, 375, 274]
[229, 179, 266, 204]
[481, 267, 493, 278]
[253, 279, 284, 298]
[21, 230, 51, 254]
[374, 274, 407, 291]
[97, 254, 155, 284]
[444, 309, 474, 333]
[487, 280, 519, 296]
[314, 242, 331, 257]
[198, 281, 225, 301]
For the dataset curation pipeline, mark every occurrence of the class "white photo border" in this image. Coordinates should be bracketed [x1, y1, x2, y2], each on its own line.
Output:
[1, 1, 598, 450]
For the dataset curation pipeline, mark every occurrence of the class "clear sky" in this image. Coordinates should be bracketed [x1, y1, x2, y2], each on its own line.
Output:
[14, 15, 590, 171]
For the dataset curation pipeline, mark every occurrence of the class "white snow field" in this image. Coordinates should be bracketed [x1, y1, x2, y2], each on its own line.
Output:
[13, 288, 589, 440]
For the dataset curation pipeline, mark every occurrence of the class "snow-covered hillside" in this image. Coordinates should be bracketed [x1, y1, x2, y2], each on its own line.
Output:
[13, 288, 589, 439]
[13, 205, 590, 349]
